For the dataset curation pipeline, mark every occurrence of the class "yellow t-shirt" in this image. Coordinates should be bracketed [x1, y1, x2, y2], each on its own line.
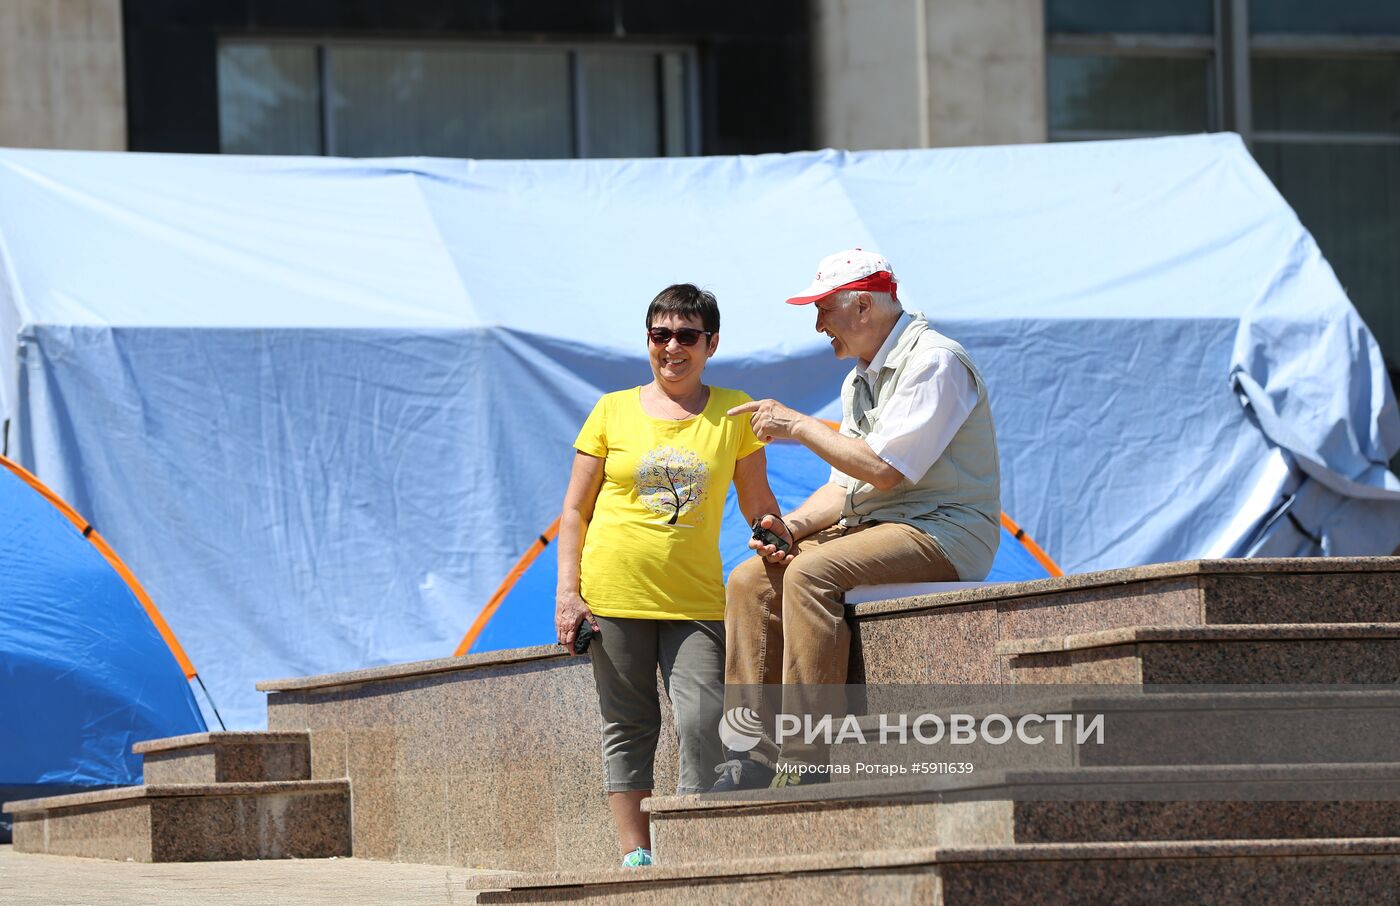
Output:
[575, 385, 764, 620]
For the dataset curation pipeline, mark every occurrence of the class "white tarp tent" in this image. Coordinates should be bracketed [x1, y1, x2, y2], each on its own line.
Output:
[1, 134, 1396, 728]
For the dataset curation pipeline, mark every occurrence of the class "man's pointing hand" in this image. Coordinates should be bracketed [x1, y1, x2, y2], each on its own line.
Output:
[728, 399, 806, 443]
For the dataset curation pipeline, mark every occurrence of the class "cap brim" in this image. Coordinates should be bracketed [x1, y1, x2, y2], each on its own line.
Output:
[786, 270, 898, 305]
[784, 282, 838, 306]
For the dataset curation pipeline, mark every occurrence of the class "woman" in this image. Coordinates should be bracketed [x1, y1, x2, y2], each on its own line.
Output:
[555, 283, 793, 868]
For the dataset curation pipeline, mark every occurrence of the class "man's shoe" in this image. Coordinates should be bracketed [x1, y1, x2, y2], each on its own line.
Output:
[770, 766, 831, 789]
[621, 847, 654, 867]
[710, 754, 775, 792]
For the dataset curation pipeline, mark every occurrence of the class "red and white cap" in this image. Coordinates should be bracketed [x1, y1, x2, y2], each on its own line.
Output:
[785, 248, 898, 305]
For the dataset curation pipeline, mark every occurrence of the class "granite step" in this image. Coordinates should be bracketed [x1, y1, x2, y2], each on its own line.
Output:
[4, 780, 350, 862]
[997, 623, 1400, 685]
[242, 559, 1398, 875]
[849, 558, 1400, 685]
[469, 838, 1400, 905]
[646, 764, 1400, 864]
[134, 731, 312, 784]
[823, 689, 1400, 771]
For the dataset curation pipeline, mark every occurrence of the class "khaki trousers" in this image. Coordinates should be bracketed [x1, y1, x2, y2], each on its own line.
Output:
[723, 521, 957, 766]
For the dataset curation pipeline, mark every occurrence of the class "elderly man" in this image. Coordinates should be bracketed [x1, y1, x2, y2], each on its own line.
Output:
[714, 248, 1001, 790]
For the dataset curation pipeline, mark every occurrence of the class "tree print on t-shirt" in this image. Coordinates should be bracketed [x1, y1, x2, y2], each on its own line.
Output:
[636, 445, 709, 525]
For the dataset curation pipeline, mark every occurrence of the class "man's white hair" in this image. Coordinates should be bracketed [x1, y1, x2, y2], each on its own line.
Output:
[832, 288, 901, 313]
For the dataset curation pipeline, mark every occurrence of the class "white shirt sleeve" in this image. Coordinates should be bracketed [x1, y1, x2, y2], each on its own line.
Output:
[863, 348, 978, 482]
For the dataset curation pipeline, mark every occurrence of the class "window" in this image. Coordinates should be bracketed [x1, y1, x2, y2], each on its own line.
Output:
[1048, 55, 1213, 136]
[1047, 0, 1400, 393]
[218, 44, 321, 156]
[217, 40, 698, 160]
[1046, 0, 1218, 140]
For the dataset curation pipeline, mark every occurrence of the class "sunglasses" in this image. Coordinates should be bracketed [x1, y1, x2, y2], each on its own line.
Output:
[647, 327, 714, 347]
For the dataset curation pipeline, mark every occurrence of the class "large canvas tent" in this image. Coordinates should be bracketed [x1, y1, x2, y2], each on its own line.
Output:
[0, 134, 1396, 729]
[0, 455, 205, 837]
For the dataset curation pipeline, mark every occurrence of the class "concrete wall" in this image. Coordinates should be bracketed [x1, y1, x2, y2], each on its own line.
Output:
[814, 0, 1046, 150]
[813, 0, 927, 150]
[0, 0, 126, 150]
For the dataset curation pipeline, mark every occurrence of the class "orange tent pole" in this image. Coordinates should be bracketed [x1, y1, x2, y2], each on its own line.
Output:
[454, 516, 562, 657]
[1000, 512, 1063, 577]
[0, 456, 200, 679]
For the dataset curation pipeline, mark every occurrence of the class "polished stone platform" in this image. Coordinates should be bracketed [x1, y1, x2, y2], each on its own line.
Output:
[13, 556, 1400, 901]
[850, 558, 1400, 684]
[824, 689, 1400, 771]
[469, 839, 1400, 905]
[255, 644, 665, 872]
[998, 623, 1400, 684]
[645, 764, 1400, 862]
[244, 558, 1400, 874]
[135, 732, 311, 785]
[5, 780, 350, 862]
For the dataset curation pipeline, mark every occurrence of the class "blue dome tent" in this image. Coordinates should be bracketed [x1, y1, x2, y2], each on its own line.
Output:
[0, 456, 207, 840]
[458, 437, 1059, 655]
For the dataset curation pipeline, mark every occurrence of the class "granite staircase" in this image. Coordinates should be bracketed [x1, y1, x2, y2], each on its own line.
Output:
[7, 557, 1399, 903]
[4, 732, 350, 862]
[470, 557, 1400, 903]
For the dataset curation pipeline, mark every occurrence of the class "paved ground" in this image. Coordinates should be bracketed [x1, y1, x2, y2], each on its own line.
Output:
[0, 845, 502, 905]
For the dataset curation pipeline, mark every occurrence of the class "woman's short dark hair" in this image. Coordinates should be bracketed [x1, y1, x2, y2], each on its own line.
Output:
[646, 284, 720, 335]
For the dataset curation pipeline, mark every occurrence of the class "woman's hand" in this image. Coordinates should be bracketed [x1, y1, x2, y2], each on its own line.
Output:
[556, 590, 597, 654]
[750, 514, 798, 567]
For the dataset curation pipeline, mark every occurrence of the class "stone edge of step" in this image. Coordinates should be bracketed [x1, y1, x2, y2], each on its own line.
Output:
[466, 837, 1400, 893]
[996, 623, 1400, 657]
[132, 731, 310, 755]
[643, 762, 1400, 815]
[849, 557, 1400, 621]
[3, 778, 350, 814]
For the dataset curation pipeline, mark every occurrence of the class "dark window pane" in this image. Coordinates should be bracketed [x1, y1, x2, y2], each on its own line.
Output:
[707, 38, 808, 154]
[579, 52, 660, 158]
[328, 45, 572, 159]
[1254, 141, 1400, 368]
[1047, 0, 1214, 34]
[218, 43, 321, 155]
[1253, 57, 1400, 134]
[1048, 55, 1211, 133]
[1250, 0, 1400, 35]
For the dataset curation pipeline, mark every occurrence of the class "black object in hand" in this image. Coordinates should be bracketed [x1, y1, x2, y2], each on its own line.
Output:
[750, 517, 791, 555]
[574, 620, 598, 655]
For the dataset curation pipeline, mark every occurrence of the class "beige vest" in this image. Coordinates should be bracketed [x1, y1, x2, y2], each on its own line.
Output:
[840, 313, 1001, 579]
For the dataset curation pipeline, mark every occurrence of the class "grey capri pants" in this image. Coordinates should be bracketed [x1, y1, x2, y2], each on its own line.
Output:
[589, 615, 725, 795]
